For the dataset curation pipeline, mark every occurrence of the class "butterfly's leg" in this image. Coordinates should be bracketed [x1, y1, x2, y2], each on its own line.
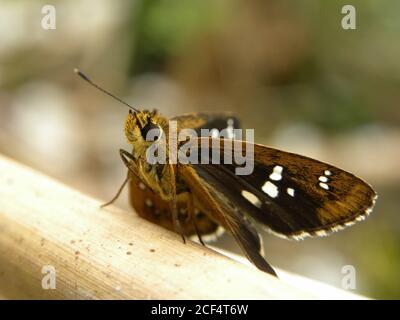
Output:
[173, 196, 186, 244]
[186, 192, 205, 246]
[101, 149, 136, 208]
[169, 164, 186, 244]
[101, 173, 130, 208]
[101, 148, 145, 208]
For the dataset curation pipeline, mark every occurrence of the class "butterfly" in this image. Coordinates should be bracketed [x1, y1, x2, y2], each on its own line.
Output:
[75, 69, 377, 277]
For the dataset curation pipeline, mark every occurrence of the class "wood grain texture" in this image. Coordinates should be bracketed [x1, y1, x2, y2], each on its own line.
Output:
[0, 155, 366, 299]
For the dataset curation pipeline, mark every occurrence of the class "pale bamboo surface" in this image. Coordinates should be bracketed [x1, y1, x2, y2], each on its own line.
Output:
[0, 154, 367, 299]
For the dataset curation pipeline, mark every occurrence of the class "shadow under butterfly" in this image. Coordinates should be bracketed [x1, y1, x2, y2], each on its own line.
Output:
[75, 69, 377, 278]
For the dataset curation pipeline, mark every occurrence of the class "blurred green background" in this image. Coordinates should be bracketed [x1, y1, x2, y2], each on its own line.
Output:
[0, 0, 399, 299]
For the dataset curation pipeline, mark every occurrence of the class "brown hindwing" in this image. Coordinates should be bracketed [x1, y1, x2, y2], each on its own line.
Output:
[128, 172, 220, 237]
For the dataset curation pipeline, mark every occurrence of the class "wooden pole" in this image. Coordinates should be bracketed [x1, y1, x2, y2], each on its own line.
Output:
[0, 155, 366, 299]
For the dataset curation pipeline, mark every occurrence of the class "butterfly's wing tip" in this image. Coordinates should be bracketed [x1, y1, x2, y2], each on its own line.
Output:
[262, 193, 378, 242]
[262, 264, 278, 278]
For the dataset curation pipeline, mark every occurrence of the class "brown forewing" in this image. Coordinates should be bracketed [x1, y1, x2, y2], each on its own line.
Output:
[182, 137, 377, 239]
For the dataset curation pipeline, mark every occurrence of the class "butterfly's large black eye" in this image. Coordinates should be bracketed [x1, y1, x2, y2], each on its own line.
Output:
[141, 121, 162, 141]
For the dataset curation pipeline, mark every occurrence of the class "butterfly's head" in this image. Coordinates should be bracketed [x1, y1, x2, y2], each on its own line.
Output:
[124, 109, 168, 154]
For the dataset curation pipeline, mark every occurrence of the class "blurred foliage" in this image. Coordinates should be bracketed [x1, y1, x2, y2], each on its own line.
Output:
[129, 0, 229, 74]
[127, 0, 400, 133]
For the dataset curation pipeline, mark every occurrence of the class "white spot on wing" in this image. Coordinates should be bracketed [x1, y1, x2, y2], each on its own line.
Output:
[319, 182, 329, 190]
[324, 170, 332, 176]
[262, 181, 278, 198]
[145, 199, 153, 207]
[287, 188, 295, 197]
[269, 165, 283, 181]
[241, 190, 262, 208]
[138, 182, 146, 190]
[319, 176, 328, 182]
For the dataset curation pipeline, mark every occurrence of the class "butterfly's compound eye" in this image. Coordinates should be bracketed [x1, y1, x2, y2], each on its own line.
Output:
[141, 121, 162, 142]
